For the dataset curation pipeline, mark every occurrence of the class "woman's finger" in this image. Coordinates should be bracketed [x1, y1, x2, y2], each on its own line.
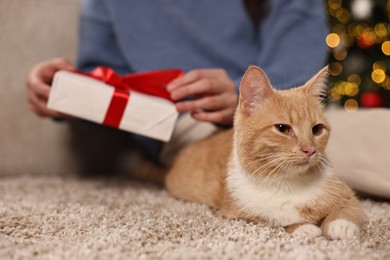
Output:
[170, 78, 226, 101]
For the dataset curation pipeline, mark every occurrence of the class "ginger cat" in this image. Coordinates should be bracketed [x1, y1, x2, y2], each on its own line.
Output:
[164, 66, 366, 240]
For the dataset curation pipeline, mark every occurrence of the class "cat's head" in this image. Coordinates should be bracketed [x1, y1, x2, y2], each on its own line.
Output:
[234, 66, 330, 179]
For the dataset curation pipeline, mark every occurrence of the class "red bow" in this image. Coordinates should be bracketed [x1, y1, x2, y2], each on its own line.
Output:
[74, 66, 183, 128]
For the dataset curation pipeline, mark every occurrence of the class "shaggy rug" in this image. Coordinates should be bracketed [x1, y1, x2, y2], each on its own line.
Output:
[0, 175, 389, 259]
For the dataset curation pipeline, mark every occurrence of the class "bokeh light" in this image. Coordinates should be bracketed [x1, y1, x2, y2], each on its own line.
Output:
[327, 0, 390, 108]
[381, 41, 390, 55]
[326, 33, 341, 48]
[371, 69, 386, 83]
[344, 99, 358, 112]
[340, 33, 355, 47]
[329, 0, 342, 10]
[374, 23, 388, 38]
[373, 61, 386, 71]
[333, 47, 348, 60]
[348, 74, 361, 85]
[329, 62, 343, 76]
[344, 82, 359, 96]
[381, 77, 390, 89]
[357, 30, 376, 48]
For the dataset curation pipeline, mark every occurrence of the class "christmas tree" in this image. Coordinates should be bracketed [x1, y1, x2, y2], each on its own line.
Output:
[327, 0, 390, 111]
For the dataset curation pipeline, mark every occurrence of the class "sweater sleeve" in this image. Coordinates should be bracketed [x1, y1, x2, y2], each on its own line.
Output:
[255, 0, 329, 90]
[76, 0, 162, 161]
[77, 0, 129, 74]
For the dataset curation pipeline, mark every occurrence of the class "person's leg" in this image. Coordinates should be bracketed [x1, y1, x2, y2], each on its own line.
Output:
[159, 113, 218, 167]
[67, 120, 142, 176]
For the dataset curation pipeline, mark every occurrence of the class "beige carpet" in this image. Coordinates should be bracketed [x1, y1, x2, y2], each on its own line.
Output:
[0, 175, 389, 259]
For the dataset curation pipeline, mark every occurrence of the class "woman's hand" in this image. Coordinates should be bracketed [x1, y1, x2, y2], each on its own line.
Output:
[167, 69, 238, 126]
[26, 58, 74, 118]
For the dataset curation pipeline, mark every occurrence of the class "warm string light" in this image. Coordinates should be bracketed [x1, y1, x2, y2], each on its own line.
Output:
[381, 41, 390, 55]
[327, 0, 390, 111]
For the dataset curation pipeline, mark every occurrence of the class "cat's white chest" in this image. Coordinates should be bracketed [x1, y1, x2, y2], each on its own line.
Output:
[226, 157, 329, 226]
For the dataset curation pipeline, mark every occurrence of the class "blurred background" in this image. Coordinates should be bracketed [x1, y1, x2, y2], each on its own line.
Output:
[0, 0, 389, 177]
[327, 0, 390, 111]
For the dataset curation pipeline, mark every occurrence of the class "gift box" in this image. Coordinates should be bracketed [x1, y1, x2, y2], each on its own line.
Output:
[47, 67, 182, 142]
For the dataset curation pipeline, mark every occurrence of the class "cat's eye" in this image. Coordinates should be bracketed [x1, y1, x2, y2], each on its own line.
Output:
[312, 124, 324, 136]
[275, 124, 292, 135]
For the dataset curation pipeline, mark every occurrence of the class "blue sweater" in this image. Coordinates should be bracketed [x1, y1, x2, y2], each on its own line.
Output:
[76, 0, 329, 160]
[77, 0, 328, 90]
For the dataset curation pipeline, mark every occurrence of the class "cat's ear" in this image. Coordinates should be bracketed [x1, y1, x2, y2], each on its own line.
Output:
[239, 65, 273, 114]
[303, 66, 329, 99]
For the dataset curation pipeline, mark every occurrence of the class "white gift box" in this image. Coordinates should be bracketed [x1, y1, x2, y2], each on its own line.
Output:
[47, 70, 178, 142]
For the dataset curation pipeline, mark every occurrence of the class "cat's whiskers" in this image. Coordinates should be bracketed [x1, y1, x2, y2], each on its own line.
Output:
[249, 159, 280, 178]
[244, 154, 281, 171]
[249, 153, 285, 168]
[315, 154, 330, 174]
[248, 152, 308, 180]
[251, 161, 279, 179]
[251, 155, 290, 182]
[246, 154, 282, 167]
[262, 160, 289, 183]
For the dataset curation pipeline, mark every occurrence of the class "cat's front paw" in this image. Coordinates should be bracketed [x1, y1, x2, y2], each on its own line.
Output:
[292, 224, 322, 238]
[325, 219, 360, 240]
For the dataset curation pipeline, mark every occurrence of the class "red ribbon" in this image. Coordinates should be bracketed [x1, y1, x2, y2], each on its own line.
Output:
[74, 66, 183, 128]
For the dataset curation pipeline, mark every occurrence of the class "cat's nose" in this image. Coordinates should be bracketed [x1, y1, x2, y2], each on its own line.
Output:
[302, 147, 316, 157]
